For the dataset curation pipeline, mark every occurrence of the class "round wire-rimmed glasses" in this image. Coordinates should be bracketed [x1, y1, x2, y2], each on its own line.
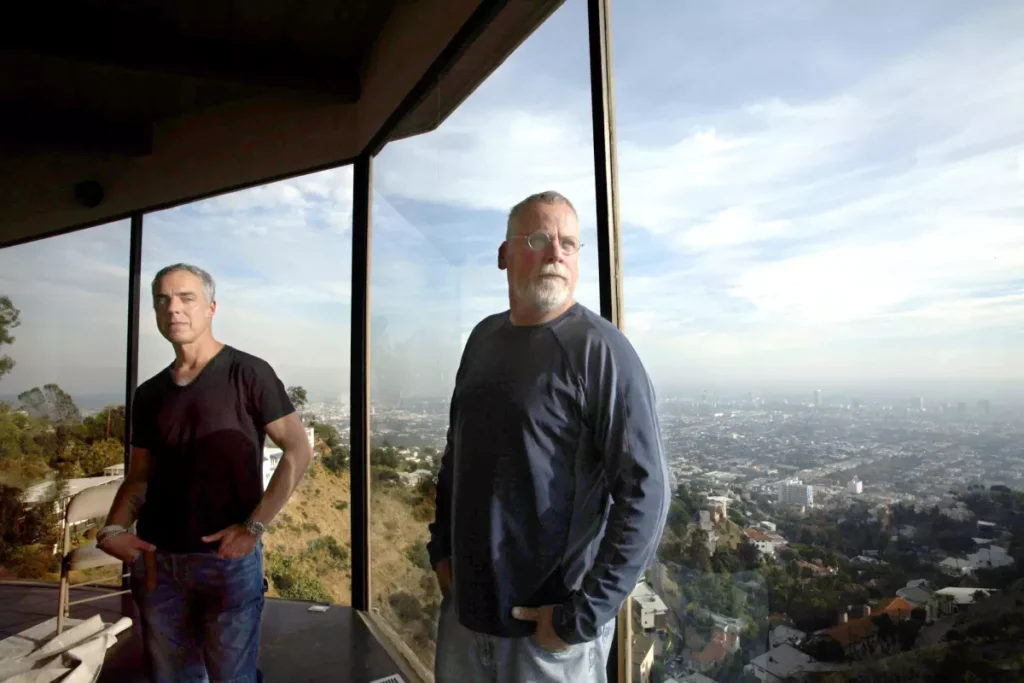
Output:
[507, 231, 583, 256]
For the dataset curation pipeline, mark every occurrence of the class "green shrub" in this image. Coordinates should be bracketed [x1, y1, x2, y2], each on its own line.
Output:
[308, 536, 349, 567]
[372, 467, 400, 486]
[405, 542, 431, 571]
[266, 553, 331, 603]
[334, 501, 348, 511]
[388, 591, 422, 622]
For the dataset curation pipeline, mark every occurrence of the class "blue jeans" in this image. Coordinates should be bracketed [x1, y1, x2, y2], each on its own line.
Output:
[434, 591, 617, 683]
[130, 542, 265, 683]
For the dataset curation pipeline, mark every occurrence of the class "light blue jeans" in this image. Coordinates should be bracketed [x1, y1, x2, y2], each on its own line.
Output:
[434, 591, 617, 683]
[130, 542, 265, 683]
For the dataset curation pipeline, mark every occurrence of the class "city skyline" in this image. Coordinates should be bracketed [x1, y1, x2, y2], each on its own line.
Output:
[1, 0, 1023, 403]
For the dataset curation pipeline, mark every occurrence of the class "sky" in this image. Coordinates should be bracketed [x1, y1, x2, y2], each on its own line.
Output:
[1, 0, 1023, 408]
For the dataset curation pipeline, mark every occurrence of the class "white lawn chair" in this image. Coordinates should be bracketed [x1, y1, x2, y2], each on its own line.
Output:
[56, 481, 130, 635]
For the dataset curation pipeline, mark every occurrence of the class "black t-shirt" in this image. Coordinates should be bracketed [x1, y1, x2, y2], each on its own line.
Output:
[132, 345, 294, 553]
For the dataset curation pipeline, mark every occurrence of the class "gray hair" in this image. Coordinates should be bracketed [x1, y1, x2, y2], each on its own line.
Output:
[151, 263, 216, 304]
[506, 191, 578, 238]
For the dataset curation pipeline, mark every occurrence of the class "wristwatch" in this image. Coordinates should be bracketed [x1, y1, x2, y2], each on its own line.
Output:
[244, 519, 266, 537]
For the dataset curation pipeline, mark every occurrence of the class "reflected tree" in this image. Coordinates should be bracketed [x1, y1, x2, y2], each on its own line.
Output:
[0, 295, 19, 383]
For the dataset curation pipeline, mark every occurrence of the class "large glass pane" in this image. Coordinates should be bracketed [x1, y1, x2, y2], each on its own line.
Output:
[616, 2, 1024, 681]
[369, 0, 598, 670]
[140, 166, 353, 604]
[0, 221, 129, 586]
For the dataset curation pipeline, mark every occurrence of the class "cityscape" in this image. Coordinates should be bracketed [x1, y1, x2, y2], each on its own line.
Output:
[303, 388, 1024, 681]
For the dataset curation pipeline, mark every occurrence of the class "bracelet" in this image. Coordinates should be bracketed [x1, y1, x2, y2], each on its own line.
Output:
[97, 525, 127, 547]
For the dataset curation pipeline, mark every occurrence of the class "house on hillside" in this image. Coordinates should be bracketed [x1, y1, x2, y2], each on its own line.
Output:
[746, 644, 827, 682]
[744, 528, 776, 557]
[398, 469, 433, 487]
[797, 560, 837, 577]
[632, 581, 669, 632]
[706, 495, 730, 521]
[939, 545, 1013, 576]
[689, 627, 739, 673]
[695, 510, 719, 554]
[822, 598, 914, 658]
[632, 633, 656, 683]
[769, 624, 806, 648]
[103, 463, 125, 477]
[932, 587, 996, 618]
[896, 580, 933, 608]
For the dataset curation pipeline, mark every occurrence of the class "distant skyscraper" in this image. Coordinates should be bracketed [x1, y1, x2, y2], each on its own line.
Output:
[778, 479, 814, 508]
[910, 396, 924, 411]
[978, 399, 991, 415]
[957, 402, 967, 415]
[814, 389, 822, 409]
[847, 478, 863, 494]
[852, 398, 862, 410]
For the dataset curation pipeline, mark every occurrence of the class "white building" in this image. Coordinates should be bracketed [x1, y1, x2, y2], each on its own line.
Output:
[706, 495, 730, 520]
[746, 644, 836, 682]
[103, 463, 125, 477]
[769, 625, 805, 649]
[631, 581, 668, 632]
[744, 528, 777, 557]
[777, 479, 814, 508]
[262, 426, 315, 490]
[398, 469, 433, 487]
[847, 478, 863, 494]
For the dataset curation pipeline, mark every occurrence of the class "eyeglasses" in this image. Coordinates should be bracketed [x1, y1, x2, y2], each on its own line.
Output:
[507, 231, 583, 256]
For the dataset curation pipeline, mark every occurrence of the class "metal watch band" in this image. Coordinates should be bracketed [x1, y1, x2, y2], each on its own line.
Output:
[97, 524, 126, 546]
[244, 519, 266, 537]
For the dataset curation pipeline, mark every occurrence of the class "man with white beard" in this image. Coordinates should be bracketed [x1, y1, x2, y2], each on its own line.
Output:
[428, 191, 669, 682]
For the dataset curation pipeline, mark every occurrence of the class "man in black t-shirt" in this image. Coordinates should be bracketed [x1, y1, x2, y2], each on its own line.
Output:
[98, 263, 314, 683]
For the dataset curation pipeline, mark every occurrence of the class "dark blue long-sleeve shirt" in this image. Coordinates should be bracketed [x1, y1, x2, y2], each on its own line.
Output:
[426, 302, 669, 645]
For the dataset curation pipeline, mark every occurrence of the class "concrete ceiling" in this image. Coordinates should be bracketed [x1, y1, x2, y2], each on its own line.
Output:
[0, 0, 565, 247]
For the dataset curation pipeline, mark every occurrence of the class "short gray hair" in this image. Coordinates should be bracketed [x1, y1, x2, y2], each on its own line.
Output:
[152, 263, 216, 304]
[506, 191, 578, 238]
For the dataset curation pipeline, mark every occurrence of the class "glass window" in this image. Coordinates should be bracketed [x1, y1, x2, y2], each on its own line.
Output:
[616, 1, 1024, 680]
[0, 221, 129, 586]
[140, 167, 354, 605]
[368, 0, 598, 670]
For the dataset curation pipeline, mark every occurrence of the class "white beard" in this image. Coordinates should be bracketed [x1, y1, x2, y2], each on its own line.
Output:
[517, 271, 571, 313]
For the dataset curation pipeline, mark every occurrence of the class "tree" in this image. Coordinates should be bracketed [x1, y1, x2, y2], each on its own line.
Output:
[79, 438, 124, 476]
[0, 295, 20, 383]
[737, 537, 761, 570]
[312, 422, 349, 473]
[372, 444, 401, 470]
[78, 405, 126, 445]
[287, 386, 308, 410]
[18, 384, 81, 425]
[0, 484, 58, 564]
[688, 528, 712, 572]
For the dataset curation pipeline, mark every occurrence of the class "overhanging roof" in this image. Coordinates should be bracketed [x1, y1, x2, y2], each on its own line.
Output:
[0, 0, 564, 248]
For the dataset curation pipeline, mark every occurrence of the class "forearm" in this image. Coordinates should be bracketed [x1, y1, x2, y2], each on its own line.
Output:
[105, 480, 148, 528]
[426, 440, 454, 567]
[552, 466, 669, 644]
[249, 447, 312, 526]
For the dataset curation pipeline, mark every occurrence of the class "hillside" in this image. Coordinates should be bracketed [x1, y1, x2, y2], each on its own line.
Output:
[263, 461, 442, 670]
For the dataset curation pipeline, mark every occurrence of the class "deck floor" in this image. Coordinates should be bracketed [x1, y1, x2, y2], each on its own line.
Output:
[0, 583, 407, 683]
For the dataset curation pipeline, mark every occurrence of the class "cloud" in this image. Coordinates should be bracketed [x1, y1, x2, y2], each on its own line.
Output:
[4, 0, 1024, 401]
